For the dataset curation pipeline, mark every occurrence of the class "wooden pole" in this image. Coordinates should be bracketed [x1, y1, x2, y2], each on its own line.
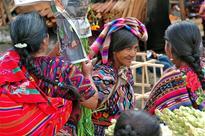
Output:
[2, 0, 12, 22]
[0, 1, 6, 26]
[179, 0, 186, 20]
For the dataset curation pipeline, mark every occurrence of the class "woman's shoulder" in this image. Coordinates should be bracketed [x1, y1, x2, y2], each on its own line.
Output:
[93, 63, 116, 81]
[151, 68, 184, 91]
[34, 56, 72, 67]
[145, 68, 188, 113]
[93, 63, 115, 74]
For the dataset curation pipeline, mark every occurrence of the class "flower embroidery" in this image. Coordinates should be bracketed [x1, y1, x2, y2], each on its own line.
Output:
[92, 112, 102, 120]
[181, 66, 205, 109]
[103, 112, 109, 118]
[186, 71, 201, 92]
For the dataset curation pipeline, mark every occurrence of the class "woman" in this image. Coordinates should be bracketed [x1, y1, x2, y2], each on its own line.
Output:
[114, 110, 161, 136]
[0, 12, 98, 135]
[89, 17, 148, 135]
[144, 21, 205, 114]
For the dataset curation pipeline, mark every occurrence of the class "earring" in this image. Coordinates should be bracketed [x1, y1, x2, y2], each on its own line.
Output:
[170, 58, 173, 61]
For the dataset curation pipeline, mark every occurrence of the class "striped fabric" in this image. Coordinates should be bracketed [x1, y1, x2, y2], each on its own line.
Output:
[89, 17, 148, 64]
[32, 55, 96, 101]
[92, 62, 135, 126]
[144, 69, 192, 114]
[31, 50, 96, 135]
[144, 65, 205, 114]
[0, 95, 72, 135]
[0, 50, 72, 135]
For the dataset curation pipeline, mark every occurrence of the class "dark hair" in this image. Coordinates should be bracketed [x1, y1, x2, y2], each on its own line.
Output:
[9, 11, 79, 98]
[114, 110, 161, 136]
[165, 21, 205, 90]
[108, 29, 139, 59]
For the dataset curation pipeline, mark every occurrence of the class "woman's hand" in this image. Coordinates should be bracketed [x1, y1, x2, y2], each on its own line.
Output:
[80, 59, 98, 109]
[48, 42, 60, 57]
[81, 59, 93, 77]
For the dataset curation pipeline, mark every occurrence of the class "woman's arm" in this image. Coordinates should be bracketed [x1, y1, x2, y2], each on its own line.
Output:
[80, 74, 98, 109]
[70, 60, 98, 110]
[33, 56, 98, 109]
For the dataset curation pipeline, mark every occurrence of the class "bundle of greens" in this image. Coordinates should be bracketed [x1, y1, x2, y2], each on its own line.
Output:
[105, 119, 116, 136]
[156, 106, 205, 136]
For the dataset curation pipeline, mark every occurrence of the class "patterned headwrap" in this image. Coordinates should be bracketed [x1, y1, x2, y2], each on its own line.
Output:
[89, 17, 148, 64]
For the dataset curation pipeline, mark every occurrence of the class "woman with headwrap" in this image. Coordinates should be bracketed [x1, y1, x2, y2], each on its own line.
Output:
[88, 17, 148, 135]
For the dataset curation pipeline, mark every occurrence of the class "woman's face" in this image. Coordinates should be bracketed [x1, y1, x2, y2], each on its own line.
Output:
[113, 44, 138, 68]
[165, 41, 172, 59]
[44, 34, 50, 53]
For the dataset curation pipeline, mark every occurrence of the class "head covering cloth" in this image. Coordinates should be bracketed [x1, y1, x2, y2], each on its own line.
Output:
[89, 17, 148, 64]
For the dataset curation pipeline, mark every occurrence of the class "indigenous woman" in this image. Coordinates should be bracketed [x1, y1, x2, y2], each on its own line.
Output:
[0, 12, 98, 135]
[145, 21, 205, 114]
[89, 17, 148, 135]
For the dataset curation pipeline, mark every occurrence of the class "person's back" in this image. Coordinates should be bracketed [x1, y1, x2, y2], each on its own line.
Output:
[114, 110, 161, 136]
[0, 12, 73, 135]
[145, 21, 205, 114]
[0, 11, 98, 135]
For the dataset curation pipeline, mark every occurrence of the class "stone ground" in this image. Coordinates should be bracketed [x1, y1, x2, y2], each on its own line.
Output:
[0, 26, 11, 52]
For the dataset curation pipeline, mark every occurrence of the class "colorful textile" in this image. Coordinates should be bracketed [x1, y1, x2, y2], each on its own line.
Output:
[92, 62, 135, 127]
[94, 124, 106, 136]
[32, 52, 96, 135]
[144, 65, 205, 114]
[77, 38, 95, 136]
[0, 50, 72, 135]
[56, 121, 77, 136]
[89, 17, 148, 64]
[32, 56, 96, 101]
[89, 17, 145, 135]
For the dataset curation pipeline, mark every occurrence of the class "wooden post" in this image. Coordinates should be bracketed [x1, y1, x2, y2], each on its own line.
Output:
[0, 1, 6, 26]
[2, 0, 12, 22]
[179, 0, 186, 20]
[141, 64, 145, 108]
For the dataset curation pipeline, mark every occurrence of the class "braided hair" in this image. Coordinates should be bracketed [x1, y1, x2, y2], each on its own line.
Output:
[165, 21, 205, 90]
[114, 110, 161, 136]
[9, 11, 79, 98]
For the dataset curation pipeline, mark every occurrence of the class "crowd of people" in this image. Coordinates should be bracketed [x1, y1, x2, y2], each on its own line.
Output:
[0, 1, 205, 135]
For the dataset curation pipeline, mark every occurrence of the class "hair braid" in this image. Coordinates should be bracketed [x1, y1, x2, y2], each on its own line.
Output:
[18, 48, 80, 99]
[114, 125, 137, 136]
[114, 110, 161, 136]
[180, 54, 205, 90]
[165, 21, 204, 90]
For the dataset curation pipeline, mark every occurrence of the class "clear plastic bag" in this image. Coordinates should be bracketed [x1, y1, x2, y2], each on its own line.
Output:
[56, 13, 87, 64]
[52, 0, 91, 63]
[61, 0, 89, 18]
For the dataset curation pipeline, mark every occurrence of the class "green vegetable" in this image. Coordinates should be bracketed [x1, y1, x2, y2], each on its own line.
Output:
[156, 106, 205, 136]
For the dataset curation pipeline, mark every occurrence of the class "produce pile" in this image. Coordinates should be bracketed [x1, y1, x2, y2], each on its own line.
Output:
[105, 119, 116, 136]
[156, 106, 205, 136]
[105, 106, 205, 136]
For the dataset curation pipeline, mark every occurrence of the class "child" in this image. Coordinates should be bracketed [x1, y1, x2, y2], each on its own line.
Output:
[114, 110, 161, 136]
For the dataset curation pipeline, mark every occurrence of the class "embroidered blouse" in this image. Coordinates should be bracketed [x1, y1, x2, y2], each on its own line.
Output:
[0, 50, 73, 135]
[32, 56, 96, 100]
[92, 62, 136, 126]
[144, 65, 205, 114]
